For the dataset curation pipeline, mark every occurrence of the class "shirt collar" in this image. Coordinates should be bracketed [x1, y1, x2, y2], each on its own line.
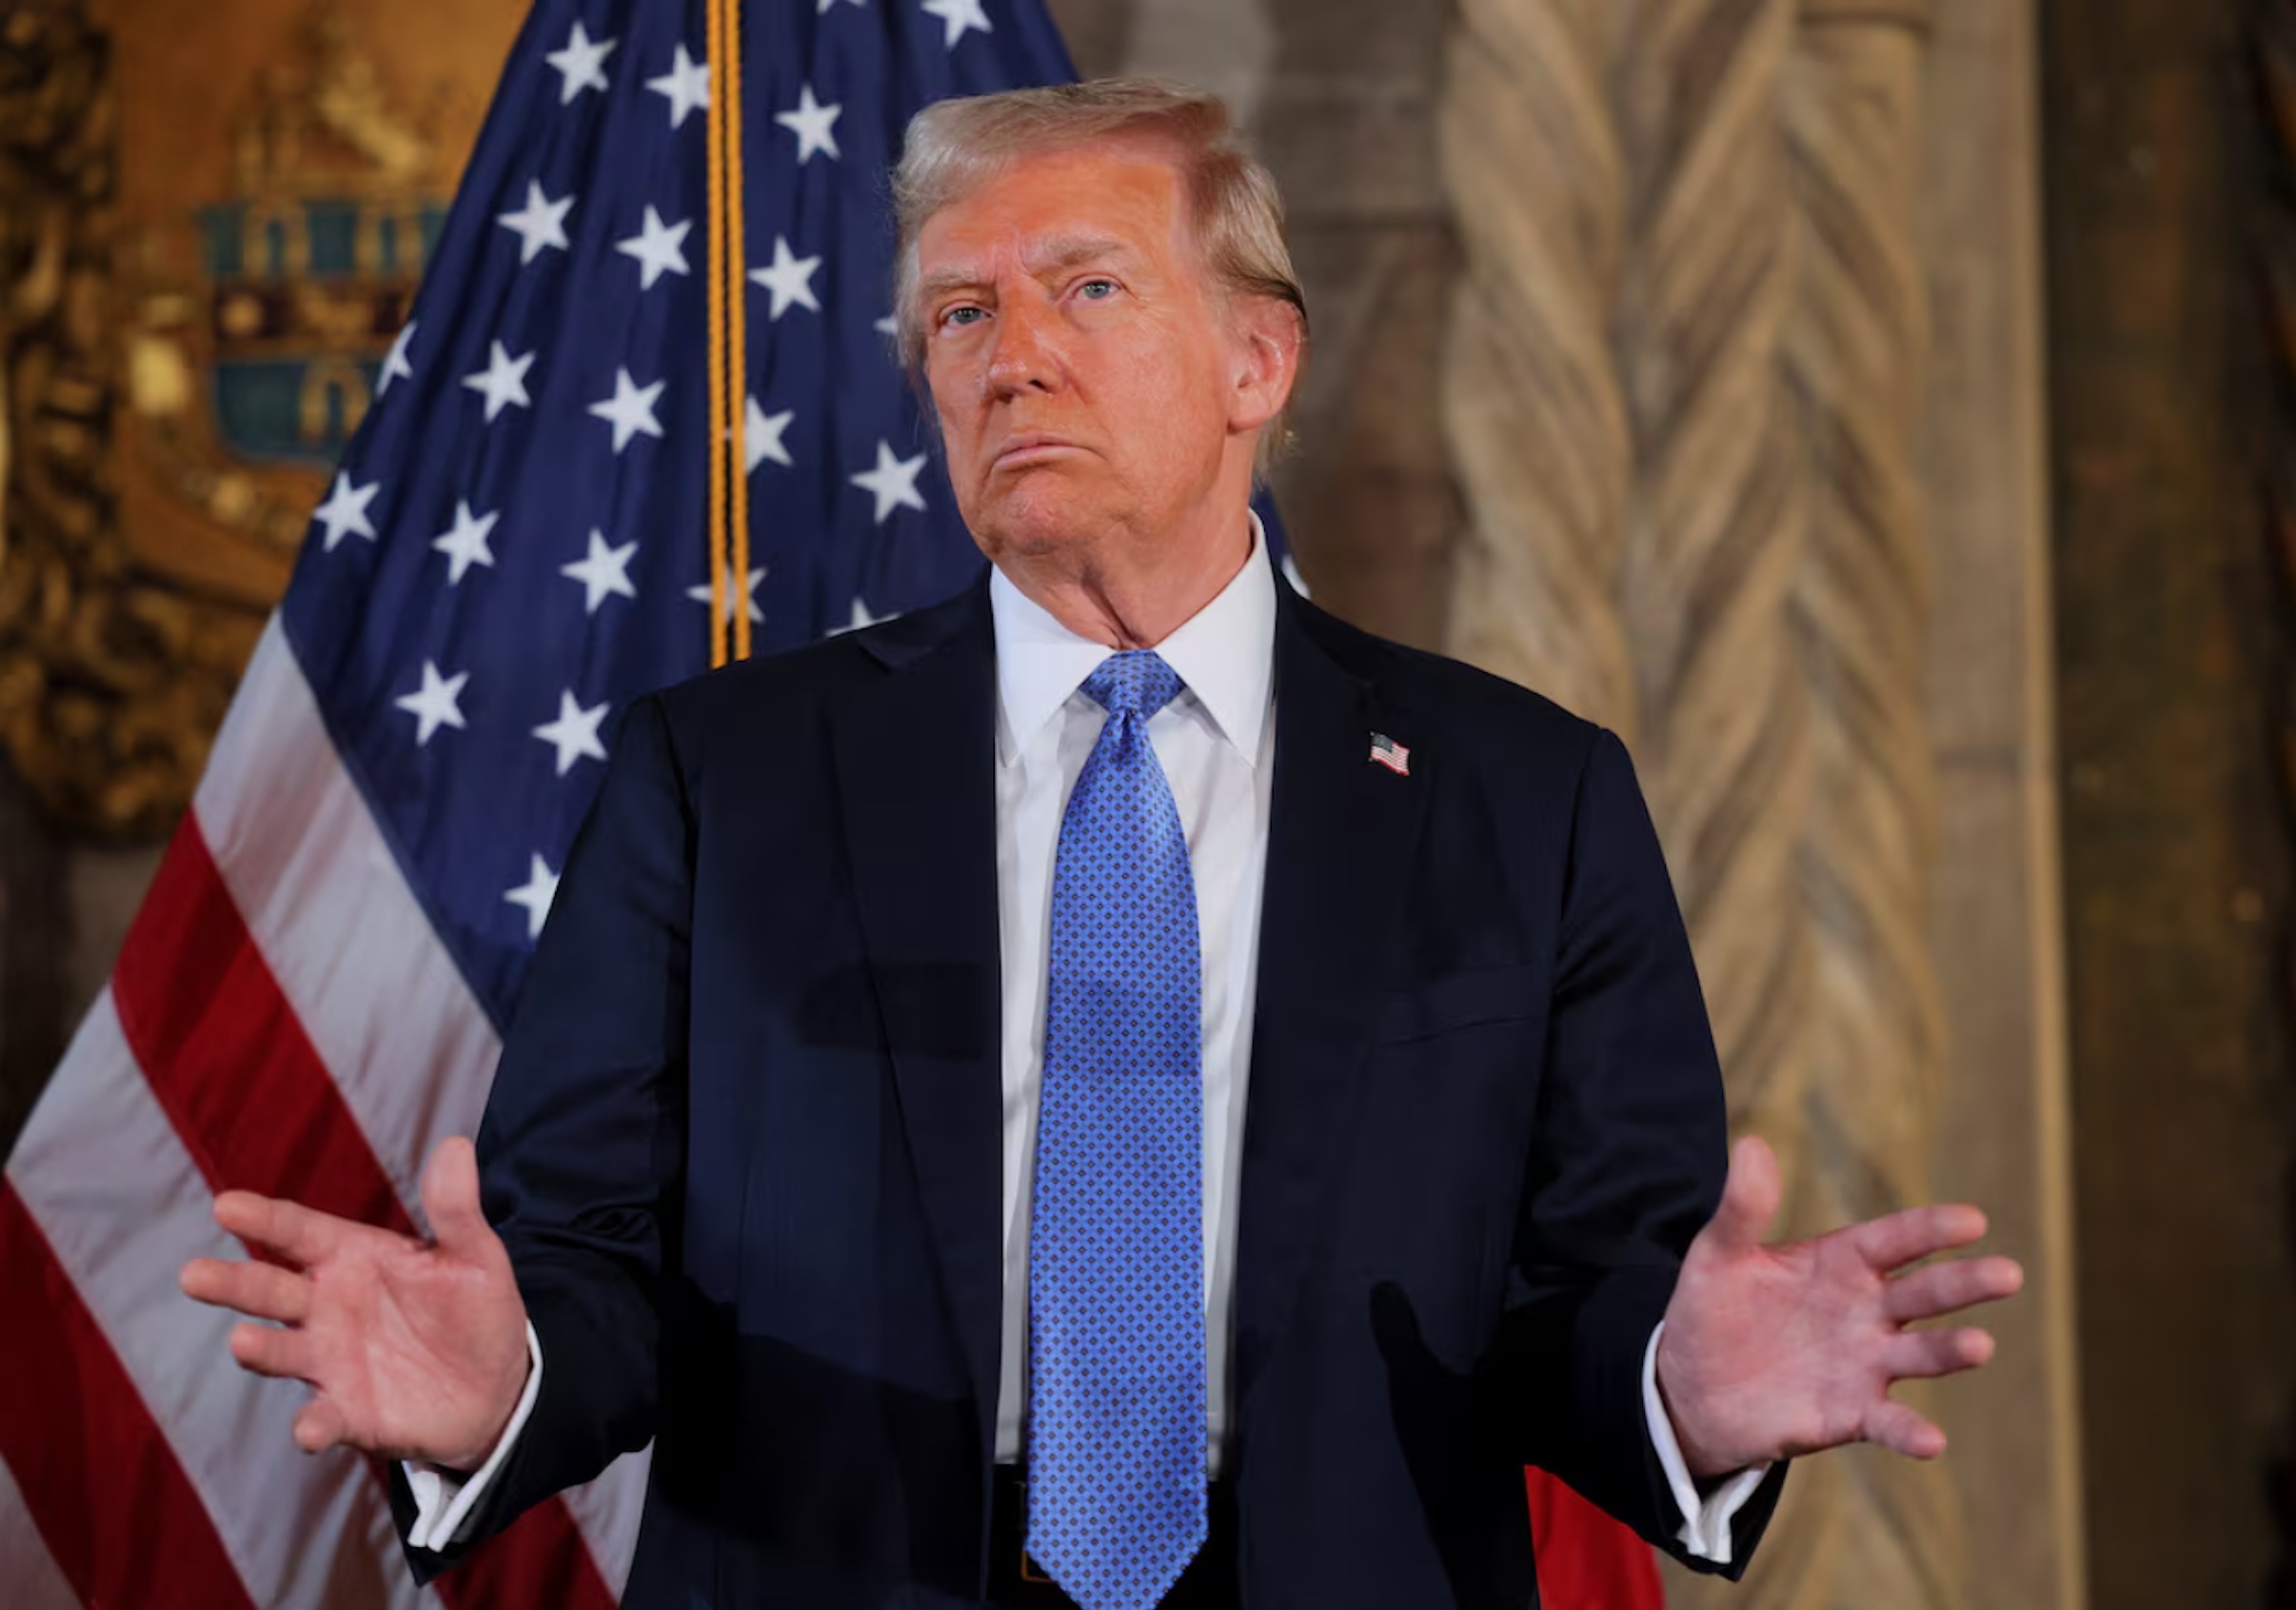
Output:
[989, 510, 1277, 767]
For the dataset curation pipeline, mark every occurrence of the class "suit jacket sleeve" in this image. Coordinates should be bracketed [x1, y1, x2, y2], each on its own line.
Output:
[1497, 727, 1786, 1575]
[391, 691, 693, 1579]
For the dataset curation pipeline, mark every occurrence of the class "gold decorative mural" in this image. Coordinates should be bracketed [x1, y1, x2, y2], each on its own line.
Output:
[0, 0, 520, 839]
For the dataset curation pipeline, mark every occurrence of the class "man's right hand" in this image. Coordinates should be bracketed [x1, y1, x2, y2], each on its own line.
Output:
[179, 1135, 531, 1472]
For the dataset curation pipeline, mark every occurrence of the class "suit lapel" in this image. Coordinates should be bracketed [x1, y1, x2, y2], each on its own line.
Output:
[827, 578, 1006, 1461]
[1235, 586, 1429, 1435]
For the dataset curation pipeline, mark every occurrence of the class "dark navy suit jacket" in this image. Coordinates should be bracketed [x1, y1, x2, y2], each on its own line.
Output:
[395, 560, 1786, 1606]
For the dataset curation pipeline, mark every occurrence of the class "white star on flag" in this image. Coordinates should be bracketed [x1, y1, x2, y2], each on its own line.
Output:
[616, 206, 693, 289]
[831, 595, 900, 634]
[378, 321, 416, 397]
[311, 471, 381, 551]
[532, 690, 611, 776]
[562, 529, 639, 613]
[874, 313, 899, 338]
[775, 84, 842, 163]
[504, 853, 562, 942]
[647, 44, 710, 129]
[687, 567, 766, 624]
[463, 341, 537, 422]
[820, 0, 866, 10]
[745, 398, 795, 472]
[544, 21, 617, 104]
[920, 0, 993, 49]
[496, 180, 575, 265]
[394, 660, 470, 746]
[589, 368, 666, 452]
[431, 500, 500, 585]
[850, 441, 929, 523]
[749, 236, 822, 320]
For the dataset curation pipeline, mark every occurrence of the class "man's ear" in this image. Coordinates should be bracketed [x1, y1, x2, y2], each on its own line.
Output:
[1226, 296, 1304, 436]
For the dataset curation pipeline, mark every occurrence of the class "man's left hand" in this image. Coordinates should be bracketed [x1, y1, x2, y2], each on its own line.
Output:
[1655, 1135, 2024, 1481]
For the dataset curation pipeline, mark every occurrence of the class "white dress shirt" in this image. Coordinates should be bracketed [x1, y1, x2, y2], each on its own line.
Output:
[410, 515, 1764, 1563]
[988, 517, 1277, 1478]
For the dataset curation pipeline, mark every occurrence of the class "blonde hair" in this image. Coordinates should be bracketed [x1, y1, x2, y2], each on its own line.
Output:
[890, 78, 1309, 468]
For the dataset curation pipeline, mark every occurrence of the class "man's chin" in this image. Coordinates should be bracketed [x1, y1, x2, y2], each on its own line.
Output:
[972, 486, 1127, 561]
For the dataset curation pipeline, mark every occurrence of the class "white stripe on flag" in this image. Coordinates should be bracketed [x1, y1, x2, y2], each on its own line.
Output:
[0, 1451, 80, 1610]
[563, 1445, 650, 1600]
[195, 619, 502, 1208]
[197, 617, 651, 1586]
[9, 991, 434, 1610]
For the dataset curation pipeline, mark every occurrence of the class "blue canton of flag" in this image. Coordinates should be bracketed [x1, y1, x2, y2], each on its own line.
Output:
[278, 0, 1083, 1028]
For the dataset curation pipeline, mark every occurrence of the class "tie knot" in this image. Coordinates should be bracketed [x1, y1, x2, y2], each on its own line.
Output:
[1080, 650, 1184, 721]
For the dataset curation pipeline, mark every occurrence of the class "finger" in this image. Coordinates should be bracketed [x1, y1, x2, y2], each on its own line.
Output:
[213, 1191, 351, 1267]
[1704, 1136, 1783, 1252]
[180, 1257, 311, 1324]
[228, 1321, 315, 1383]
[1884, 1325, 1995, 1381]
[1864, 1399, 1948, 1460]
[1845, 1203, 1989, 1273]
[1883, 1256, 2025, 1324]
[421, 1136, 499, 1262]
[291, 1396, 350, 1455]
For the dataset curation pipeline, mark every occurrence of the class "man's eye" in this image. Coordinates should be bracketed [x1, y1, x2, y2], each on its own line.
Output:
[1078, 279, 1118, 300]
[940, 306, 985, 329]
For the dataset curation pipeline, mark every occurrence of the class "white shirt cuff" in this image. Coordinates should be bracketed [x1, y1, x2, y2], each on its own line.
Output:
[1641, 1322, 1770, 1566]
[404, 1321, 543, 1552]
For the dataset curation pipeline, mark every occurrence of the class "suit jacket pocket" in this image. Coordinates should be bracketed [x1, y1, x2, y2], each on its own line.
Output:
[1374, 961, 1544, 1044]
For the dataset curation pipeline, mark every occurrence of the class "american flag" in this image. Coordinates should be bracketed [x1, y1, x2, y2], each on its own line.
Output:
[0, 0, 1128, 1602]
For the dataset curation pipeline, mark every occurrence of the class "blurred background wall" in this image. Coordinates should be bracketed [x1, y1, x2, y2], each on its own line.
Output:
[2, 0, 2291, 1604]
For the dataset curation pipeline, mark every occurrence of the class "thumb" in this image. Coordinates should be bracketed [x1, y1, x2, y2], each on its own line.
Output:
[420, 1136, 495, 1261]
[291, 1396, 350, 1456]
[1704, 1135, 1783, 1253]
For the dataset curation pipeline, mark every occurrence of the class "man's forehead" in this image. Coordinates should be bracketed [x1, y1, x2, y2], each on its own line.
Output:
[919, 143, 1189, 263]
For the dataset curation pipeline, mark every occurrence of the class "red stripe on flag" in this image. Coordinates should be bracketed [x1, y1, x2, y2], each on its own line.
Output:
[0, 1180, 258, 1610]
[453, 1500, 634, 1607]
[1526, 1465, 1665, 1609]
[109, 818, 619, 1610]
[114, 819, 402, 1226]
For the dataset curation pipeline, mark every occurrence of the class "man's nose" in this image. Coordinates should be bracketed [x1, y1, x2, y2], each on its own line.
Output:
[984, 296, 1063, 396]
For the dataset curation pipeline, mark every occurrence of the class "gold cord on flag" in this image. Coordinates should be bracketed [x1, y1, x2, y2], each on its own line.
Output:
[722, 0, 752, 662]
[703, 0, 750, 666]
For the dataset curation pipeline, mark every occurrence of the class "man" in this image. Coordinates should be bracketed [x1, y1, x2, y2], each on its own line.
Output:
[181, 79, 2021, 1610]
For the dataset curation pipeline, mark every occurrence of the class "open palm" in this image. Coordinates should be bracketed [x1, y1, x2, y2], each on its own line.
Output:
[180, 1136, 530, 1471]
[1655, 1137, 2024, 1480]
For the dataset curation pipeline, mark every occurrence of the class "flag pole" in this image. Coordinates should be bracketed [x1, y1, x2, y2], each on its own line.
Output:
[703, 0, 734, 666]
[722, 0, 753, 662]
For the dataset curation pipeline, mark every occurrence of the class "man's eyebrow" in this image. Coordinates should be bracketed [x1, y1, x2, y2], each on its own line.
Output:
[915, 263, 987, 303]
[1024, 234, 1134, 274]
[915, 235, 1138, 304]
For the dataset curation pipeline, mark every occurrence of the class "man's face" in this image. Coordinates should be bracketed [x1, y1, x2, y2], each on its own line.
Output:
[915, 142, 1254, 566]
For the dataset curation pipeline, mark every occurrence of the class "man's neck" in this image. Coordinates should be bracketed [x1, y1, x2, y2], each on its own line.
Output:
[998, 508, 1257, 649]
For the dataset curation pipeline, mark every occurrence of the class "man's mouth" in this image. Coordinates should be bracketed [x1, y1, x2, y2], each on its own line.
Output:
[991, 433, 1081, 470]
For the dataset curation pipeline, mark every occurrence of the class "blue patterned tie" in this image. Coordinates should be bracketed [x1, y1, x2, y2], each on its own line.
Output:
[1026, 649, 1206, 1610]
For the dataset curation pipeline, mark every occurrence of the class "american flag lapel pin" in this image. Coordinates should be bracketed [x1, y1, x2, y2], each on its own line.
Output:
[1369, 732, 1411, 776]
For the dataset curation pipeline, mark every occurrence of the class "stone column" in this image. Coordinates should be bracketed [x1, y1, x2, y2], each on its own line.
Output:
[1767, 3, 1965, 1605]
[1916, 1, 2083, 1604]
[1439, 0, 2091, 1602]
[1438, 0, 1634, 731]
